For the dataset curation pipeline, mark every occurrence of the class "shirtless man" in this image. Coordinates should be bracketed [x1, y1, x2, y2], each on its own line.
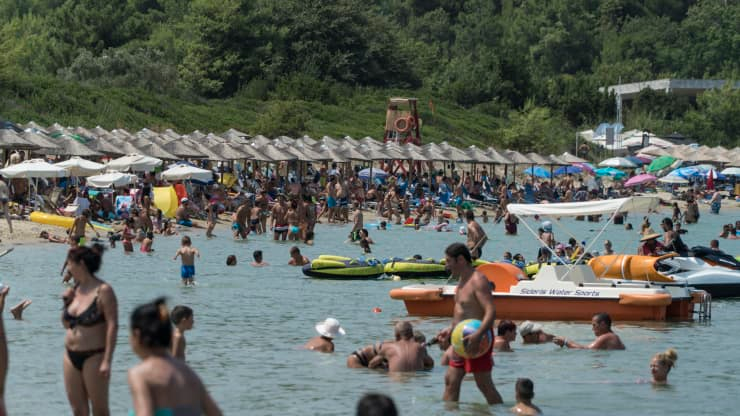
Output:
[553, 312, 625, 350]
[349, 201, 363, 241]
[493, 320, 516, 352]
[233, 200, 250, 240]
[288, 246, 309, 266]
[69, 209, 100, 244]
[369, 322, 433, 372]
[435, 243, 502, 404]
[271, 194, 288, 241]
[465, 210, 487, 260]
[326, 176, 339, 223]
[255, 191, 270, 234]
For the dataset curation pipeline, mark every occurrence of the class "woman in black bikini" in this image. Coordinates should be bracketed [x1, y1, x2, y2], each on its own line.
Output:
[61, 244, 119, 416]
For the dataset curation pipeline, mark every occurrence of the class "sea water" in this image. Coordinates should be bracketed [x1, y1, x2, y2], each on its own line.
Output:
[1, 209, 739, 415]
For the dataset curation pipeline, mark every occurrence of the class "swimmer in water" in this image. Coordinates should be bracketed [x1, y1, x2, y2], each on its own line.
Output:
[553, 312, 625, 350]
[650, 348, 677, 385]
[250, 250, 269, 267]
[510, 378, 542, 415]
[304, 317, 344, 353]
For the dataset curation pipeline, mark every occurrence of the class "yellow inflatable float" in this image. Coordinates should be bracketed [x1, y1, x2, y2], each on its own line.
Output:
[30, 212, 113, 232]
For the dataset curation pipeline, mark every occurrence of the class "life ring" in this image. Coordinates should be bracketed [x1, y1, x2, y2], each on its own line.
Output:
[394, 116, 414, 133]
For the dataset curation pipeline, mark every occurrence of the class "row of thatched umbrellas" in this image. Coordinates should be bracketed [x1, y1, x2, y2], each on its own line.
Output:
[2, 122, 738, 170]
[0, 123, 592, 168]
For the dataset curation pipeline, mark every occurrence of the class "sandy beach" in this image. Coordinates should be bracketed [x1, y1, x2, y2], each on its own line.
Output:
[1, 192, 735, 246]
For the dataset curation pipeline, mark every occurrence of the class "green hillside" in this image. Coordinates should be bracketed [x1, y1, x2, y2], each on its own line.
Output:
[0, 0, 738, 151]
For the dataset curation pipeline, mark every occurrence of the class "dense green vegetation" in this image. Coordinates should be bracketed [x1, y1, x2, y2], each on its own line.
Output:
[0, 0, 738, 152]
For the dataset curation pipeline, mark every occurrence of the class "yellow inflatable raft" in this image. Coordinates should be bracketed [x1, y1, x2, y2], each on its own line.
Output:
[30, 212, 113, 232]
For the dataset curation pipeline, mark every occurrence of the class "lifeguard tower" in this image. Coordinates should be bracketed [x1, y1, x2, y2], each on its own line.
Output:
[383, 98, 421, 145]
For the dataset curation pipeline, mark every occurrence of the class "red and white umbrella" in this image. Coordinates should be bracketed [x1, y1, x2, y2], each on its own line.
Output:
[624, 173, 657, 187]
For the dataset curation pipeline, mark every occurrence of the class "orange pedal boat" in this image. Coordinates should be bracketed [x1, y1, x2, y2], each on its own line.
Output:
[390, 262, 708, 321]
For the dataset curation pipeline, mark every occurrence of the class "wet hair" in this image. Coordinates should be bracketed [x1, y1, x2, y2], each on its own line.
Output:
[171, 305, 193, 325]
[710, 239, 719, 249]
[181, 235, 191, 246]
[661, 217, 673, 228]
[653, 348, 678, 370]
[67, 244, 105, 274]
[39, 230, 49, 238]
[465, 209, 475, 221]
[360, 228, 369, 237]
[356, 393, 397, 416]
[226, 254, 237, 266]
[568, 237, 577, 246]
[445, 242, 471, 264]
[253, 250, 263, 261]
[503, 251, 512, 260]
[413, 331, 426, 344]
[497, 320, 516, 335]
[130, 297, 172, 349]
[290, 246, 300, 255]
[594, 312, 612, 328]
[394, 321, 413, 340]
[515, 378, 535, 401]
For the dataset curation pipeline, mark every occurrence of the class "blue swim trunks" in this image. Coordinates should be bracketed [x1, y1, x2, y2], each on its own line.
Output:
[339, 197, 349, 207]
[327, 196, 337, 208]
[181, 265, 195, 279]
[177, 219, 193, 227]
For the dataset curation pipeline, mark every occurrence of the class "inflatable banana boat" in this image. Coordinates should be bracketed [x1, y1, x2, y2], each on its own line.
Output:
[383, 257, 450, 279]
[302, 255, 384, 279]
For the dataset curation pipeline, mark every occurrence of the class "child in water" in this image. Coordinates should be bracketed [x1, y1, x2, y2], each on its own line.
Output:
[173, 236, 200, 286]
[171, 305, 194, 360]
[140, 231, 154, 253]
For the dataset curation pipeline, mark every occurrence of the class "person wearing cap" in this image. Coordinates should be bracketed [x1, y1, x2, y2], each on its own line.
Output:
[304, 317, 345, 353]
[553, 312, 625, 350]
[538, 221, 555, 262]
[638, 233, 664, 256]
[519, 321, 555, 344]
[176, 198, 193, 227]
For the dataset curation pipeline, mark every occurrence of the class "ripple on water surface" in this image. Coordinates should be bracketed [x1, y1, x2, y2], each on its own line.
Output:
[2, 212, 740, 415]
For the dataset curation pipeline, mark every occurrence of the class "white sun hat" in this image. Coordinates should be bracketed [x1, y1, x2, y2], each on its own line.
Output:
[315, 317, 346, 338]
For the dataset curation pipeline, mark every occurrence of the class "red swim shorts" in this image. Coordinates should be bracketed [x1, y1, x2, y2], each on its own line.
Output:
[450, 342, 494, 373]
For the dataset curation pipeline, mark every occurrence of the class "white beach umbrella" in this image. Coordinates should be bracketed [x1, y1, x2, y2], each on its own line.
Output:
[161, 164, 214, 182]
[54, 156, 106, 176]
[0, 159, 68, 178]
[720, 167, 740, 176]
[107, 153, 162, 172]
[87, 171, 138, 188]
[598, 157, 638, 168]
[658, 174, 689, 184]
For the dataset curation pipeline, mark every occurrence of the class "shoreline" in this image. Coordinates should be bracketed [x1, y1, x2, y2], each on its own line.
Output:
[3, 196, 737, 247]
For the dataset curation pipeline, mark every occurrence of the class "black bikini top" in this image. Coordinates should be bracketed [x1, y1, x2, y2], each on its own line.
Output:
[64, 287, 105, 328]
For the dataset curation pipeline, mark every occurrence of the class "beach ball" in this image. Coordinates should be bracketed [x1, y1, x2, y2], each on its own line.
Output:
[451, 319, 492, 359]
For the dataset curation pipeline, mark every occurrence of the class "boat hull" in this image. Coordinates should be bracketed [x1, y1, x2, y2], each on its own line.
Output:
[392, 290, 692, 321]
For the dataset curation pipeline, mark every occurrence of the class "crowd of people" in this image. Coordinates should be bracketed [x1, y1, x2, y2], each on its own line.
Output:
[0, 157, 727, 415]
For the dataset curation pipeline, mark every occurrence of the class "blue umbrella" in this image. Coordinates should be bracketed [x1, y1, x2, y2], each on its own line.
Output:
[669, 167, 701, 179]
[358, 168, 388, 181]
[595, 167, 627, 179]
[553, 165, 583, 176]
[625, 156, 644, 167]
[524, 166, 551, 178]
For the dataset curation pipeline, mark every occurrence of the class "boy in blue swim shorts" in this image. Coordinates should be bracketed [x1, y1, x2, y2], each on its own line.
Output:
[173, 235, 200, 286]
